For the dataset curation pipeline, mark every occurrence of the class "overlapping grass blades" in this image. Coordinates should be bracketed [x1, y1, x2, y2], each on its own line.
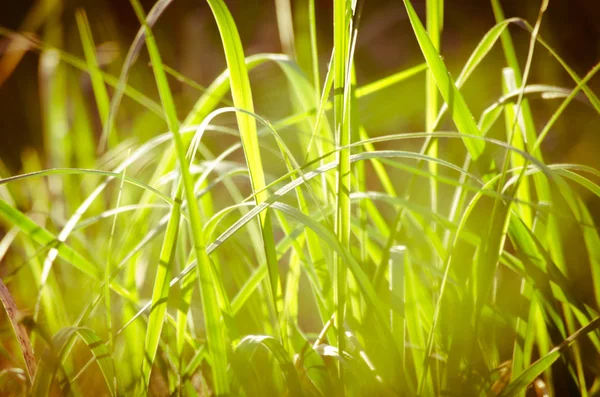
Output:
[129, 0, 229, 394]
[1, 0, 600, 395]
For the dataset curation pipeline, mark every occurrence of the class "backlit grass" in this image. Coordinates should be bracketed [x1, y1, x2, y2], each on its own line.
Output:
[1, 0, 600, 396]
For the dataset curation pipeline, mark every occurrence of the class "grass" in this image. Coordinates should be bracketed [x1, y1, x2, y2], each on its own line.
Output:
[1, 0, 600, 395]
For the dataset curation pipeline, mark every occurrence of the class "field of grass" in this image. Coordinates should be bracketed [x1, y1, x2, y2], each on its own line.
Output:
[1, 0, 600, 395]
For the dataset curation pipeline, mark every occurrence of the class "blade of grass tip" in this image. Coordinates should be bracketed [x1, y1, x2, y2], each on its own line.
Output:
[425, 0, 443, 226]
[0, 279, 37, 382]
[75, 9, 118, 149]
[333, 0, 353, 385]
[129, 1, 229, 394]
[402, 0, 485, 162]
[205, 0, 282, 326]
[101, 0, 174, 152]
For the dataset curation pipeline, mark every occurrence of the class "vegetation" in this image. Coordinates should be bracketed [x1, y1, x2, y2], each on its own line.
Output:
[1, 0, 600, 395]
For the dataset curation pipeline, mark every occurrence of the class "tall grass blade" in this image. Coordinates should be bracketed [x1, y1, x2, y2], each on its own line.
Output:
[205, 0, 281, 328]
[129, 1, 229, 393]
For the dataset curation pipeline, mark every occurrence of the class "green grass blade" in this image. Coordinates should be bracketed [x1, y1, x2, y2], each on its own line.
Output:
[499, 317, 600, 397]
[425, 0, 443, 223]
[205, 0, 281, 327]
[0, 199, 101, 279]
[129, 1, 229, 393]
[75, 9, 117, 148]
[403, 0, 485, 160]
[333, 0, 353, 384]
[234, 335, 304, 397]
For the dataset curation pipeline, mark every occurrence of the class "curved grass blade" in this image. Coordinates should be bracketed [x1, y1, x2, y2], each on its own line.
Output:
[234, 335, 304, 397]
[205, 0, 281, 330]
[498, 317, 600, 397]
[403, 0, 484, 160]
[129, 0, 229, 394]
[101, 0, 174, 150]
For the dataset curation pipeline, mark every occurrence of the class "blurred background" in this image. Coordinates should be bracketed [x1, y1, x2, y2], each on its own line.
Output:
[1, 0, 600, 172]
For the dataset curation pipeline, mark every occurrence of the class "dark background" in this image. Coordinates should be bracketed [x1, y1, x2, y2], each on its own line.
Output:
[1, 0, 599, 170]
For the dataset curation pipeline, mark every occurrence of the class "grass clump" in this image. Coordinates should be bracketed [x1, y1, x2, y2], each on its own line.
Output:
[1, 0, 600, 396]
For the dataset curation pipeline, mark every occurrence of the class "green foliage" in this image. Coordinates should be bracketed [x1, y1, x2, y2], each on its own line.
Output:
[0, 0, 599, 396]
